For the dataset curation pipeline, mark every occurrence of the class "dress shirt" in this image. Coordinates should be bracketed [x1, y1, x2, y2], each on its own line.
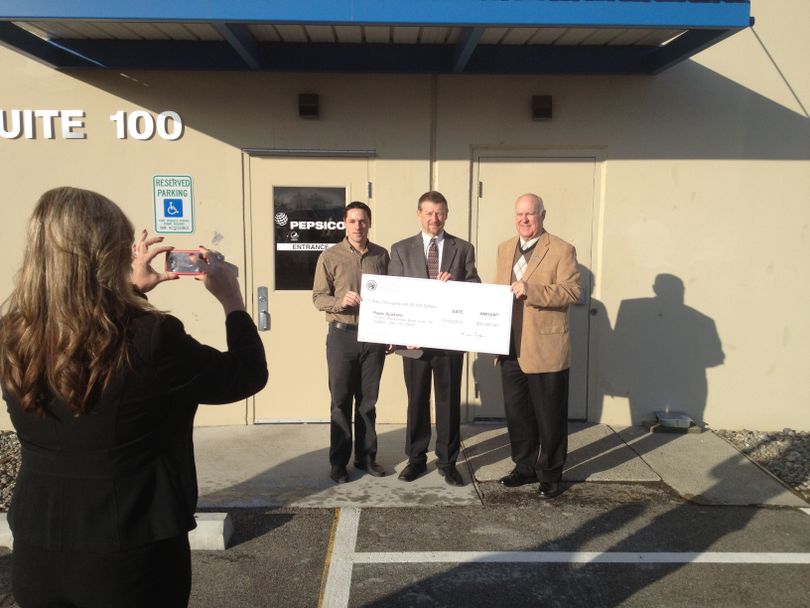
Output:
[519, 230, 544, 252]
[312, 237, 390, 325]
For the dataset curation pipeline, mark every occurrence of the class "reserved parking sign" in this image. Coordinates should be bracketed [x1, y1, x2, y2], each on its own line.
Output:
[153, 175, 194, 233]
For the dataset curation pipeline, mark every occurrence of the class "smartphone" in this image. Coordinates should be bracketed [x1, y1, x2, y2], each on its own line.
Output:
[165, 250, 205, 275]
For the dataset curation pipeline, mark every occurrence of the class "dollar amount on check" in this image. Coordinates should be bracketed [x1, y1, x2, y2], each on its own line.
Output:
[357, 274, 513, 354]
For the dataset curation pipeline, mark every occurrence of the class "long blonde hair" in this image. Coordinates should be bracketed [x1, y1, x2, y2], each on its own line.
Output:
[0, 187, 151, 415]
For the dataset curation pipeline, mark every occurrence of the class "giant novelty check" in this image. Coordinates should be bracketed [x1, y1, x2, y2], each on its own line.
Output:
[357, 274, 513, 354]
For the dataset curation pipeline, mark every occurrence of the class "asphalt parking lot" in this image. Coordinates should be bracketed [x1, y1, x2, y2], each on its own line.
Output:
[1, 424, 808, 607]
[185, 481, 810, 608]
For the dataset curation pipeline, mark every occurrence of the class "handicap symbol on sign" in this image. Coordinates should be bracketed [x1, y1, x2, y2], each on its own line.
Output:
[164, 198, 183, 217]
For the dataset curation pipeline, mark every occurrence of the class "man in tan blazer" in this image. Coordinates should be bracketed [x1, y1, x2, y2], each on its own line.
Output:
[495, 193, 581, 498]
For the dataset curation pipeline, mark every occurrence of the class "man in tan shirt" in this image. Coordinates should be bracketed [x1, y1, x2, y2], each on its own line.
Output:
[312, 201, 390, 484]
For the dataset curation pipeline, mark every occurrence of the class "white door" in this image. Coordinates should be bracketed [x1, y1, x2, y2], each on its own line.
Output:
[470, 155, 596, 420]
[248, 155, 371, 422]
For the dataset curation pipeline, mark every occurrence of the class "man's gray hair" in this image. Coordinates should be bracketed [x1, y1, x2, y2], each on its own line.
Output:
[517, 193, 545, 214]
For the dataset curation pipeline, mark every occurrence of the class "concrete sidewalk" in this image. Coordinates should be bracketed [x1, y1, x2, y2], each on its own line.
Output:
[195, 423, 807, 509]
[5, 422, 802, 551]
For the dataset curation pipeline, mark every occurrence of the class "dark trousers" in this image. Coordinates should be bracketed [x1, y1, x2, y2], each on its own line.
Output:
[12, 534, 191, 608]
[500, 358, 569, 483]
[327, 324, 386, 466]
[402, 350, 463, 470]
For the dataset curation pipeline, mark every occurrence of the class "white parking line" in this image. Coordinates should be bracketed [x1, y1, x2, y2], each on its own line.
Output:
[321, 507, 360, 608]
[321, 507, 810, 608]
[353, 551, 810, 564]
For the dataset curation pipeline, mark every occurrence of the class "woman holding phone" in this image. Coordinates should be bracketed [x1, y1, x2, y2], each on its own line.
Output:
[0, 187, 268, 607]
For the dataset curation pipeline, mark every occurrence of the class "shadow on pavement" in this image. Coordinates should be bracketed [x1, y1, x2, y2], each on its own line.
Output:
[354, 449, 807, 608]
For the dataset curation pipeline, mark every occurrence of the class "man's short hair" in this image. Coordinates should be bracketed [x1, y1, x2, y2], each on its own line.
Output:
[344, 200, 371, 222]
[518, 193, 545, 215]
[417, 191, 448, 210]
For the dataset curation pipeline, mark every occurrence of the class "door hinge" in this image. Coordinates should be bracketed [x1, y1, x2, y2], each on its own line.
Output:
[478, 181, 483, 198]
[368, 181, 373, 199]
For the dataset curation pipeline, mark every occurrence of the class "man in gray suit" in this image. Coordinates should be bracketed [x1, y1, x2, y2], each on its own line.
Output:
[388, 191, 480, 486]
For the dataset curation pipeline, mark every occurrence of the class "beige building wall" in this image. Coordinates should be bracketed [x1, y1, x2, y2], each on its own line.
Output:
[0, 0, 807, 430]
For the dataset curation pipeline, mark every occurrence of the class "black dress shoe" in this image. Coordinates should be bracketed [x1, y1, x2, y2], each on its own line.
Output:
[398, 462, 427, 482]
[439, 466, 464, 487]
[538, 480, 563, 499]
[354, 460, 386, 477]
[330, 465, 349, 484]
[499, 470, 538, 487]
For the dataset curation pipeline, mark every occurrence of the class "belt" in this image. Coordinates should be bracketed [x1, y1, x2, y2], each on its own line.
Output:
[330, 321, 358, 331]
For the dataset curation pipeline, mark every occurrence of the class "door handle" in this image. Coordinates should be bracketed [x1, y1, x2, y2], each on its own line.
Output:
[257, 286, 270, 331]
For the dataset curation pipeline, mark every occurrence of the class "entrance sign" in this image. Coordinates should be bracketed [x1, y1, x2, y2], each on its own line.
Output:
[273, 186, 345, 290]
[358, 274, 513, 355]
[153, 175, 194, 234]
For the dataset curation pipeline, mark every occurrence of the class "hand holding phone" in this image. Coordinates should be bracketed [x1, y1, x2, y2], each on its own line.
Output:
[162, 247, 243, 313]
[131, 229, 179, 293]
[196, 247, 245, 314]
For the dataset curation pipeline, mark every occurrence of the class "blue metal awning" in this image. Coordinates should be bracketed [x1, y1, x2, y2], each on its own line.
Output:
[0, 1, 753, 75]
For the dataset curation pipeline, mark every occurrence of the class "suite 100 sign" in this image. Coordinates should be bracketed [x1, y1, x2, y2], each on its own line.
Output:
[0, 109, 183, 140]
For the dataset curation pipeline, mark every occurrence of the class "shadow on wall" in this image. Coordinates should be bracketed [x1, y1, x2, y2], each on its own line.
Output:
[466, 267, 725, 428]
[468, 353, 501, 420]
[595, 273, 725, 426]
[467, 266, 726, 430]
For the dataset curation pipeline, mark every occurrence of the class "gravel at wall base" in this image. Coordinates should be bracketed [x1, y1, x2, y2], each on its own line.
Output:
[715, 428, 810, 503]
[0, 428, 807, 511]
[0, 432, 20, 512]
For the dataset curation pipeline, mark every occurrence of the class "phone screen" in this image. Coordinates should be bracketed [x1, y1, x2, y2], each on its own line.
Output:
[166, 250, 204, 275]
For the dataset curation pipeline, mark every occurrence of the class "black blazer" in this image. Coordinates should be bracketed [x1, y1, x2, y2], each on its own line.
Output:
[4, 310, 267, 552]
[388, 232, 480, 283]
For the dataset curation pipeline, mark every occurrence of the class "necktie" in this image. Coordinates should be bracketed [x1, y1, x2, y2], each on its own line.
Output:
[513, 243, 533, 281]
[427, 237, 439, 279]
